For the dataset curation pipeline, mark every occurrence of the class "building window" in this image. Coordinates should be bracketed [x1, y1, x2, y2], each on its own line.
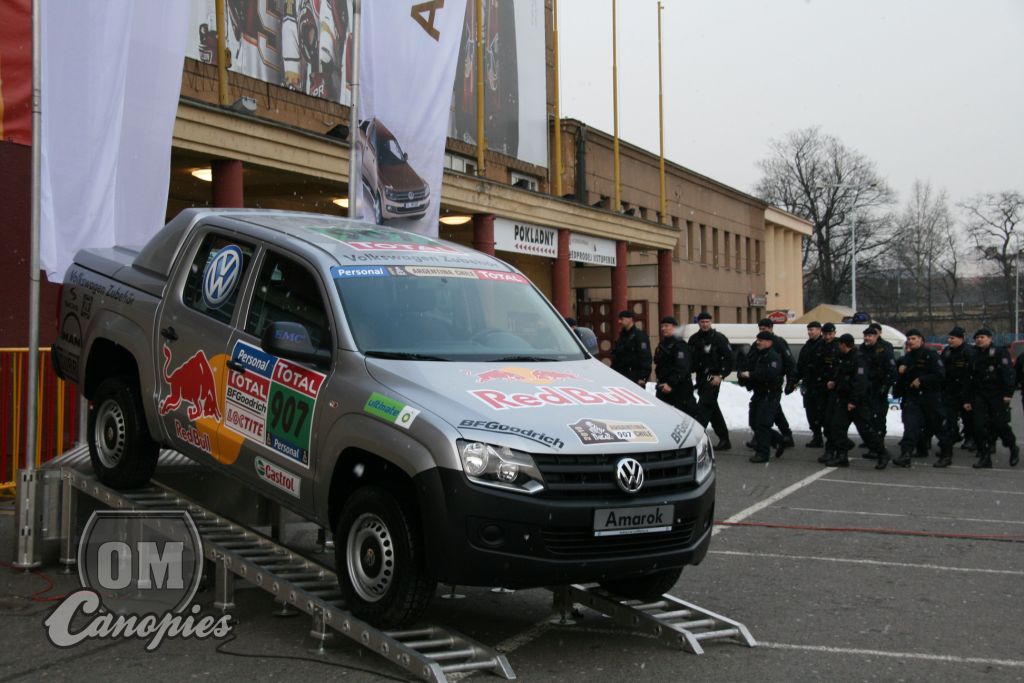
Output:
[699, 224, 707, 264]
[686, 221, 695, 261]
[672, 217, 681, 261]
[673, 304, 681, 323]
[747, 307, 754, 323]
[444, 152, 477, 175]
[724, 231, 731, 269]
[687, 304, 695, 323]
[736, 307, 742, 323]
[712, 228, 720, 268]
[745, 237, 752, 274]
[700, 304, 708, 314]
[638, 206, 649, 220]
[510, 171, 539, 191]
[735, 234, 742, 271]
[755, 239, 762, 273]
[714, 305, 720, 321]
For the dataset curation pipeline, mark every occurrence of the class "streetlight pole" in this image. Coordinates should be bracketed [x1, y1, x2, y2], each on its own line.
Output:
[1014, 231, 1020, 339]
[815, 182, 874, 312]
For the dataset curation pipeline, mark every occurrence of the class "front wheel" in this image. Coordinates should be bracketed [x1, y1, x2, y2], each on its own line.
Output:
[335, 486, 436, 628]
[599, 567, 683, 600]
[87, 376, 159, 489]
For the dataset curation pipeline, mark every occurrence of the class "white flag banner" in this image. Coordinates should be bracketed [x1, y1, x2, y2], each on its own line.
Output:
[358, 0, 467, 236]
[40, 1, 190, 282]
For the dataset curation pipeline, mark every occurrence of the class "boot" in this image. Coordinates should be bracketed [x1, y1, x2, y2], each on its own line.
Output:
[973, 452, 993, 469]
[715, 438, 731, 451]
[1010, 444, 1020, 467]
[914, 446, 929, 458]
[862, 451, 879, 460]
[825, 451, 850, 467]
[774, 440, 787, 459]
[962, 438, 976, 452]
[875, 449, 891, 470]
[806, 436, 824, 448]
[781, 433, 795, 448]
[933, 445, 953, 468]
[749, 453, 770, 463]
[745, 439, 756, 449]
[892, 450, 912, 468]
[818, 449, 832, 464]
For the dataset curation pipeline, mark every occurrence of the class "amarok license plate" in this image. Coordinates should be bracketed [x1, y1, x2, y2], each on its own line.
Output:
[593, 505, 673, 537]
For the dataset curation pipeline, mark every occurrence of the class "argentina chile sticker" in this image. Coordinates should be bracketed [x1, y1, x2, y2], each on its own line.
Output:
[202, 245, 243, 309]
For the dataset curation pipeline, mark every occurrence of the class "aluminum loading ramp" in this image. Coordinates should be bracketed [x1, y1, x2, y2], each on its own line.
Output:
[51, 447, 514, 683]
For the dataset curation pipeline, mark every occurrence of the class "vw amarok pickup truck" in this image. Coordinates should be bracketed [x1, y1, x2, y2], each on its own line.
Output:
[53, 209, 716, 627]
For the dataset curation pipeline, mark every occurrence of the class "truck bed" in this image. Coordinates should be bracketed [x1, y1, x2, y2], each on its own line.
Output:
[74, 246, 166, 299]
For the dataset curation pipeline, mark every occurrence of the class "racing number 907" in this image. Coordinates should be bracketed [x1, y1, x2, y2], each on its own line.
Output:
[269, 392, 309, 438]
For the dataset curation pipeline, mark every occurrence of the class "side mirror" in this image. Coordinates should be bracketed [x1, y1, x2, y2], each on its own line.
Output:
[261, 322, 331, 367]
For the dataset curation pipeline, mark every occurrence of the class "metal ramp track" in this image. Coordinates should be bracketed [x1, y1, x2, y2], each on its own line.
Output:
[561, 584, 757, 654]
[60, 468, 515, 682]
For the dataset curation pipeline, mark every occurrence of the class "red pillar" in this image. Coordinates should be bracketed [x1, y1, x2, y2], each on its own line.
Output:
[658, 248, 673, 320]
[212, 159, 244, 208]
[553, 229, 571, 315]
[612, 240, 628, 315]
[472, 213, 495, 255]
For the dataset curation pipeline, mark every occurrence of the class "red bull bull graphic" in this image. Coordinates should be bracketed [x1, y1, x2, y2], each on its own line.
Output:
[468, 367, 584, 385]
[469, 385, 653, 410]
[159, 345, 222, 421]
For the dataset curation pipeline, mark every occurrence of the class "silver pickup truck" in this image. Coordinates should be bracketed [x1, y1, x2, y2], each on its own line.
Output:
[52, 209, 716, 628]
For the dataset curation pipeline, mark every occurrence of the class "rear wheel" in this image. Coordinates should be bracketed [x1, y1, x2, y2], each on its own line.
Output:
[87, 376, 159, 489]
[599, 567, 683, 600]
[335, 485, 436, 628]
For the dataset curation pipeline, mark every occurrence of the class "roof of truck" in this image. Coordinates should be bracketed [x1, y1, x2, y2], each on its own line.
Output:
[133, 208, 507, 278]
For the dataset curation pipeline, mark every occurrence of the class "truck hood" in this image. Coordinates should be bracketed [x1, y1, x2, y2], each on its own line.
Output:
[364, 358, 705, 453]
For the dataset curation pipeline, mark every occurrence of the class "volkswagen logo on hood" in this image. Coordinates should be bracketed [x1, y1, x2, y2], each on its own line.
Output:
[615, 457, 645, 494]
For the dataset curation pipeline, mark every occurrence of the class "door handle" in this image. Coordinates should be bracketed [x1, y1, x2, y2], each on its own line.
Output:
[226, 360, 246, 373]
[160, 326, 178, 341]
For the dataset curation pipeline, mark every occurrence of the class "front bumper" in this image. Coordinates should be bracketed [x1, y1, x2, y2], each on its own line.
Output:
[413, 467, 715, 588]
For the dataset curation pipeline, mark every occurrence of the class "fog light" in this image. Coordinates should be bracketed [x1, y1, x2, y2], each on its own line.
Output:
[497, 462, 519, 482]
[480, 524, 505, 546]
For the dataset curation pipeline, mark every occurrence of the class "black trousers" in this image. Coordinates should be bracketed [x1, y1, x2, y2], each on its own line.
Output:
[828, 395, 883, 454]
[868, 391, 889, 440]
[971, 393, 1015, 456]
[657, 385, 699, 421]
[803, 385, 827, 439]
[823, 393, 853, 453]
[900, 393, 950, 453]
[774, 404, 792, 437]
[696, 381, 729, 441]
[749, 391, 782, 457]
[942, 393, 971, 445]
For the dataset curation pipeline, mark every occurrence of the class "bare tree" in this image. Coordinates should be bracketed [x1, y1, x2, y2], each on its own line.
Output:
[938, 219, 962, 324]
[754, 127, 896, 306]
[960, 191, 1024, 330]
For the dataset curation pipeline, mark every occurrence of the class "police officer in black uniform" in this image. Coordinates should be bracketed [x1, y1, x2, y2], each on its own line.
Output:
[939, 326, 974, 467]
[738, 331, 786, 463]
[965, 328, 1019, 469]
[816, 323, 841, 463]
[798, 321, 826, 447]
[688, 312, 734, 450]
[859, 325, 897, 459]
[893, 329, 950, 468]
[826, 334, 889, 468]
[756, 318, 798, 447]
[654, 316, 697, 419]
[611, 310, 652, 388]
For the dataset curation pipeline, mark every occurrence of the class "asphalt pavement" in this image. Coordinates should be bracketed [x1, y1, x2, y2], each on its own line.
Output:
[2, 412, 1023, 682]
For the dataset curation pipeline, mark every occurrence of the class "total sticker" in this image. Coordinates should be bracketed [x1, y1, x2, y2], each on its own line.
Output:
[363, 392, 420, 430]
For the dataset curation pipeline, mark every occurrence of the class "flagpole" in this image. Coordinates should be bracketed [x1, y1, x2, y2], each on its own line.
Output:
[551, 0, 561, 196]
[475, 0, 485, 177]
[15, 0, 43, 569]
[348, 0, 361, 218]
[215, 0, 229, 106]
[612, 0, 620, 212]
[657, 1, 666, 223]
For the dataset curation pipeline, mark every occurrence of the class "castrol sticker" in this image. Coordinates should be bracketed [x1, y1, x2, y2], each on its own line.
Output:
[255, 457, 301, 498]
[225, 341, 325, 468]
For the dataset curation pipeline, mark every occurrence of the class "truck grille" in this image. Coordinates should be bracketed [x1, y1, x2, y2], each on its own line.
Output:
[533, 447, 696, 498]
[541, 520, 697, 558]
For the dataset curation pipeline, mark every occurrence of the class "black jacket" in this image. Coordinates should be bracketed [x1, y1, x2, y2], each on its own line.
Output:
[745, 346, 784, 393]
[968, 344, 1015, 399]
[859, 340, 897, 394]
[894, 346, 945, 399]
[941, 343, 975, 402]
[833, 348, 870, 405]
[654, 335, 694, 393]
[770, 334, 798, 383]
[611, 325, 652, 383]
[797, 335, 824, 384]
[688, 328, 734, 383]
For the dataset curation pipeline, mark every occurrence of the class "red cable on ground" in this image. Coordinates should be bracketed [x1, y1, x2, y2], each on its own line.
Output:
[0, 560, 69, 602]
[714, 520, 1024, 543]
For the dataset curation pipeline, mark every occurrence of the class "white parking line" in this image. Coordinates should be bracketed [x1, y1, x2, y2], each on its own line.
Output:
[822, 478, 1024, 496]
[785, 506, 1024, 526]
[760, 641, 1024, 668]
[712, 467, 833, 536]
[709, 549, 1024, 576]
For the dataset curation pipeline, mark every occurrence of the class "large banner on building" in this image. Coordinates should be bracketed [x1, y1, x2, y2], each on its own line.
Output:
[449, 0, 547, 168]
[0, 0, 31, 146]
[40, 1, 190, 281]
[357, 1, 467, 236]
[186, 0, 354, 105]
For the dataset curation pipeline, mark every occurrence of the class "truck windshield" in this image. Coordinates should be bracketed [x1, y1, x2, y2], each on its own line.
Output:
[333, 267, 587, 362]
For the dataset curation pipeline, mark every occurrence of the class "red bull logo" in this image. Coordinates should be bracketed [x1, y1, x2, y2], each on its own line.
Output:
[159, 344, 222, 421]
[469, 386, 653, 410]
[470, 367, 584, 385]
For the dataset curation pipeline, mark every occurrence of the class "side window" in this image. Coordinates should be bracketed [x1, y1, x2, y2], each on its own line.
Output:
[182, 233, 254, 325]
[246, 252, 331, 350]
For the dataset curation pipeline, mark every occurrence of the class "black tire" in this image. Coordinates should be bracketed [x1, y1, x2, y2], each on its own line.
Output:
[599, 567, 683, 600]
[334, 485, 436, 628]
[87, 376, 159, 489]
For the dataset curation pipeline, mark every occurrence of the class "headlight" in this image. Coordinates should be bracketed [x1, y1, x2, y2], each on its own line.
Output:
[695, 433, 715, 484]
[458, 440, 545, 494]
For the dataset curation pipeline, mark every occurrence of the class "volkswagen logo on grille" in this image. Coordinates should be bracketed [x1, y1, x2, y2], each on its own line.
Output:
[615, 457, 644, 494]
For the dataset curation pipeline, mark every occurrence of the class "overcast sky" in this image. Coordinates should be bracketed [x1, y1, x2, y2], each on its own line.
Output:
[557, 0, 1024, 208]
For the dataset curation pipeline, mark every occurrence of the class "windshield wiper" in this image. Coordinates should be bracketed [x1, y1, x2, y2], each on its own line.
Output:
[364, 351, 451, 361]
[491, 355, 560, 362]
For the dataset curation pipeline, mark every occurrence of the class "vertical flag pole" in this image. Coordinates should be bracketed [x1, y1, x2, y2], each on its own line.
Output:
[475, 0, 485, 177]
[551, 0, 561, 197]
[348, 0, 362, 219]
[16, 0, 43, 569]
[612, 0, 620, 212]
[215, 0, 230, 106]
[657, 2, 666, 223]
